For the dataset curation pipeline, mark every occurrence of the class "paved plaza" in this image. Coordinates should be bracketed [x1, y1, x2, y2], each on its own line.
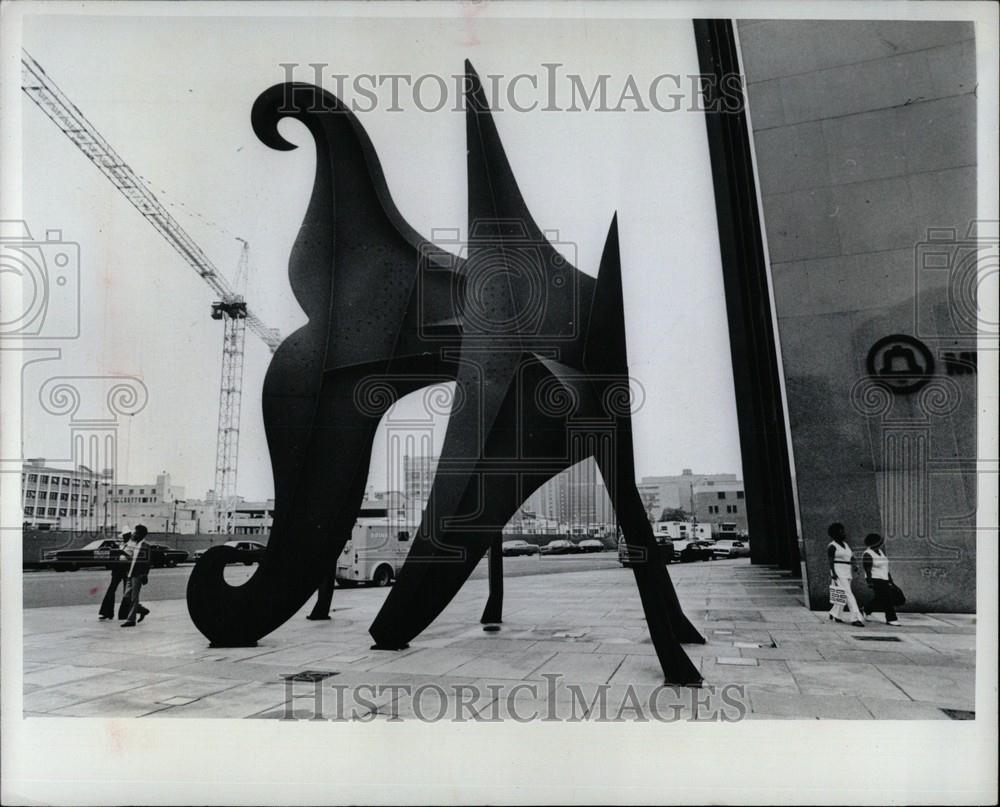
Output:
[20, 559, 976, 721]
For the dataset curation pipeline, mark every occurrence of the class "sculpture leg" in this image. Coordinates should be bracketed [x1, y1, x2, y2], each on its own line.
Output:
[370, 469, 521, 648]
[603, 456, 704, 684]
[307, 568, 335, 620]
[480, 535, 504, 625]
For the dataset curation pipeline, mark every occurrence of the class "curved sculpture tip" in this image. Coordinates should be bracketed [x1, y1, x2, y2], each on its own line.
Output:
[251, 82, 350, 153]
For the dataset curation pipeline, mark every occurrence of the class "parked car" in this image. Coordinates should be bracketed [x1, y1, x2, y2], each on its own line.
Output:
[42, 540, 187, 570]
[671, 539, 715, 562]
[147, 543, 189, 568]
[42, 539, 123, 571]
[618, 537, 674, 567]
[540, 539, 578, 555]
[711, 539, 750, 559]
[193, 540, 265, 565]
[576, 539, 606, 553]
[501, 539, 540, 556]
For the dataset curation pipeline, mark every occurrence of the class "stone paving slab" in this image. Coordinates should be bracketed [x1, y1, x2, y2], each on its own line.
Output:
[19, 559, 977, 721]
[787, 660, 911, 700]
[447, 649, 559, 680]
[749, 690, 874, 719]
[861, 697, 952, 720]
[873, 664, 976, 711]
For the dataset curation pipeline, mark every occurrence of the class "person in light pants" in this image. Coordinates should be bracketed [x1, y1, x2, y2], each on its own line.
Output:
[826, 522, 865, 626]
[121, 524, 151, 627]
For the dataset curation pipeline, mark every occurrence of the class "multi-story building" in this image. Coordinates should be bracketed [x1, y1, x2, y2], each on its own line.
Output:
[404, 454, 614, 532]
[99, 472, 187, 533]
[523, 457, 615, 529]
[638, 469, 739, 519]
[102, 472, 184, 506]
[692, 480, 748, 534]
[19, 458, 106, 530]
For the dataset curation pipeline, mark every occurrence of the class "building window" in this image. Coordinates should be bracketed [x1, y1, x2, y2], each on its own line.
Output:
[60, 493, 69, 501]
[25, 491, 35, 499]
[59, 508, 67, 517]
[737, 491, 745, 499]
[28, 474, 37, 482]
[61, 477, 70, 486]
[47, 508, 56, 516]
[24, 506, 33, 515]
[82, 495, 89, 503]
[717, 492, 726, 500]
[37, 492, 46, 500]
[69, 508, 77, 516]
[40, 475, 49, 483]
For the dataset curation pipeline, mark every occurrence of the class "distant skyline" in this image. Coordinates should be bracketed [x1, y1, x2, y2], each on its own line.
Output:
[20, 14, 744, 501]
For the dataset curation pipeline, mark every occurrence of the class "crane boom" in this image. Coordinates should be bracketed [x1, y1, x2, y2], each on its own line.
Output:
[20, 49, 283, 352]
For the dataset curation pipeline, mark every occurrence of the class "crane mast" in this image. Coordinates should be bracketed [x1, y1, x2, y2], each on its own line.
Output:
[21, 50, 282, 531]
[211, 240, 249, 534]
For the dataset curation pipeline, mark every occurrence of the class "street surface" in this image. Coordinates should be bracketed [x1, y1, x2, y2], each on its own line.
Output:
[22, 552, 625, 609]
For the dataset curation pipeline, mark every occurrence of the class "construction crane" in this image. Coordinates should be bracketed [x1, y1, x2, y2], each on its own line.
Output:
[21, 49, 283, 534]
[211, 239, 250, 535]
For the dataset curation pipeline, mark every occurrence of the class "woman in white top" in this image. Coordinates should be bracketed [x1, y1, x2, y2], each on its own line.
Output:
[863, 533, 900, 625]
[826, 522, 865, 626]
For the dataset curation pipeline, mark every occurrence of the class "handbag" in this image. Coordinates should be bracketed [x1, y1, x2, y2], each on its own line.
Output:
[888, 581, 906, 606]
[829, 583, 847, 605]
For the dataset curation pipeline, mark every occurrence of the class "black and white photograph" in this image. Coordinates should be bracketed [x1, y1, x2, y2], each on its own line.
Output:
[1, 1, 997, 804]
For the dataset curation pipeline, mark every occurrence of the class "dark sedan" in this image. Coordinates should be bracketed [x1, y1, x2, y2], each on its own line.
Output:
[193, 540, 266, 565]
[41, 540, 188, 570]
[147, 543, 189, 567]
[501, 540, 541, 557]
[672, 539, 715, 563]
[618, 538, 675, 567]
[539, 539, 578, 555]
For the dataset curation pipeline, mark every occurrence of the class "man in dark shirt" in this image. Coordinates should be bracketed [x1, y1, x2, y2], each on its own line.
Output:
[121, 524, 151, 627]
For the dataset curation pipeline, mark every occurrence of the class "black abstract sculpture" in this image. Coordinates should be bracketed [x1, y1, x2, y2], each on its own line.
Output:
[187, 62, 705, 685]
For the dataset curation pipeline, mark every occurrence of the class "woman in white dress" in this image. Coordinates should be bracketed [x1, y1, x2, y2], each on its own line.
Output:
[827, 522, 865, 626]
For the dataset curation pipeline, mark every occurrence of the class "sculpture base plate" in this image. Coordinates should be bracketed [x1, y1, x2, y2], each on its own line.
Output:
[370, 642, 409, 651]
[209, 641, 258, 648]
[482, 623, 502, 632]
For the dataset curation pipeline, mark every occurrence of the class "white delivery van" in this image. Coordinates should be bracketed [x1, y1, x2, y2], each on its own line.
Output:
[336, 512, 412, 587]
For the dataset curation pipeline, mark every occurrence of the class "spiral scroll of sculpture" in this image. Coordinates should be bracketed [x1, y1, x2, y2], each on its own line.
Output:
[186, 61, 705, 685]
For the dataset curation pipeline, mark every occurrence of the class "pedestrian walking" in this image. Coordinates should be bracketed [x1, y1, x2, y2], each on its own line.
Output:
[121, 524, 151, 628]
[98, 530, 132, 620]
[827, 522, 865, 626]
[863, 533, 902, 626]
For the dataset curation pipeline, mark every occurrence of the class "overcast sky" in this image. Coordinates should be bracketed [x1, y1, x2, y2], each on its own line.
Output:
[20, 9, 744, 501]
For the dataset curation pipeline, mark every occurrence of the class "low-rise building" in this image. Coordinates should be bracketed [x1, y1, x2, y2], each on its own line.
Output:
[639, 469, 740, 520]
[692, 480, 748, 534]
